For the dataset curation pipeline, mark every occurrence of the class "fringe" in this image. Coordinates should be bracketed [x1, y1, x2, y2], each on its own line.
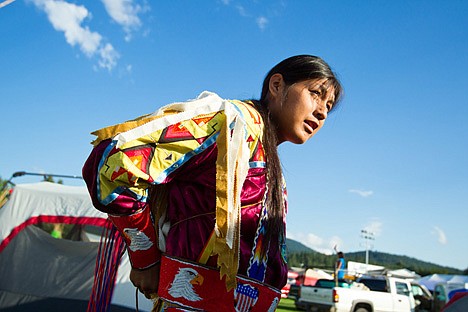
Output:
[87, 220, 126, 312]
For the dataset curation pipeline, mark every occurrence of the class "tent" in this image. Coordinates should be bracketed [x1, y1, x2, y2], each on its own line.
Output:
[386, 268, 421, 280]
[283, 267, 333, 286]
[0, 182, 153, 312]
[442, 292, 468, 312]
[417, 274, 468, 292]
[303, 268, 334, 285]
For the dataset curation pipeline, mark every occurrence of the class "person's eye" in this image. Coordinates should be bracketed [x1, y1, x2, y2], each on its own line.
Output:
[326, 102, 334, 112]
[310, 90, 321, 96]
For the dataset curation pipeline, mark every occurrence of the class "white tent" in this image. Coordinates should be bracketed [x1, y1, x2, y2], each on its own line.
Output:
[0, 182, 153, 311]
[417, 274, 468, 292]
[386, 268, 421, 280]
[347, 260, 385, 276]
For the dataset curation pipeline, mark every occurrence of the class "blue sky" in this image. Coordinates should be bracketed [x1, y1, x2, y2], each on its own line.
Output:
[1, 0, 467, 271]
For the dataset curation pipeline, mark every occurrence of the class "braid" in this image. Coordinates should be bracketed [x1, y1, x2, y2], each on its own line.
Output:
[250, 100, 285, 252]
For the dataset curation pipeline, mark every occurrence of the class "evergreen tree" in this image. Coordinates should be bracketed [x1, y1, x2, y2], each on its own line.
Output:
[286, 249, 463, 276]
[43, 175, 63, 184]
[0, 176, 11, 208]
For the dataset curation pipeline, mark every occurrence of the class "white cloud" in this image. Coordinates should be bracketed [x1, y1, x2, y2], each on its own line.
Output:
[235, 4, 248, 17]
[98, 43, 119, 71]
[432, 226, 447, 245]
[362, 220, 382, 237]
[288, 231, 343, 255]
[101, 0, 146, 41]
[39, 0, 100, 55]
[31, 0, 119, 71]
[256, 16, 268, 30]
[220, 1, 270, 31]
[305, 233, 324, 247]
[349, 189, 374, 197]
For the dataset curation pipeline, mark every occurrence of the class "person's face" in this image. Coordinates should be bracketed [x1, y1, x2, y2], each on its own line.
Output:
[268, 75, 336, 144]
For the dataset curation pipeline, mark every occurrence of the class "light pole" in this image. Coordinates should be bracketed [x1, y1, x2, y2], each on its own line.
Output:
[360, 229, 375, 265]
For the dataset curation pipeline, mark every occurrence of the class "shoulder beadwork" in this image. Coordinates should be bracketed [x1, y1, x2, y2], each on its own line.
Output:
[229, 100, 265, 163]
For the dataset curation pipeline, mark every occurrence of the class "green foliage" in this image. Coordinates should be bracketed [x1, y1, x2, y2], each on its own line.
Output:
[37, 223, 73, 236]
[0, 176, 11, 208]
[277, 298, 298, 311]
[43, 175, 63, 184]
[287, 251, 335, 270]
[344, 251, 462, 275]
[286, 238, 316, 254]
[286, 239, 463, 275]
[0, 176, 6, 188]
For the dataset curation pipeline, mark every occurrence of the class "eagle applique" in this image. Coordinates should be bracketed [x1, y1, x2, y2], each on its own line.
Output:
[122, 228, 153, 251]
[168, 268, 204, 301]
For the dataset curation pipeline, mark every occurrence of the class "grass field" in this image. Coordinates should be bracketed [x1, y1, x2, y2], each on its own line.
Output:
[277, 298, 300, 311]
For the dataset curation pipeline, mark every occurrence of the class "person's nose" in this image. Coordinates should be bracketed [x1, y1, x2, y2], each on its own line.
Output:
[313, 101, 328, 120]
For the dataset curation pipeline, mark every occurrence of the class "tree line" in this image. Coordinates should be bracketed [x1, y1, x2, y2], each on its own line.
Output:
[287, 250, 466, 276]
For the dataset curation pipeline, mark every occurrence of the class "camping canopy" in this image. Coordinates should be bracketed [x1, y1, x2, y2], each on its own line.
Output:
[0, 182, 153, 311]
[417, 274, 468, 292]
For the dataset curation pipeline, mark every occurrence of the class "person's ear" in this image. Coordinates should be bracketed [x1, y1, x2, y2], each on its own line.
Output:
[268, 73, 285, 99]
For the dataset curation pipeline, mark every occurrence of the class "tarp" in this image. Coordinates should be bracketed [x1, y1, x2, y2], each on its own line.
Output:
[0, 182, 153, 311]
[417, 274, 468, 292]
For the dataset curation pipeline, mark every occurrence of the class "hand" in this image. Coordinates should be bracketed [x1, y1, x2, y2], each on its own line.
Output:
[130, 262, 161, 299]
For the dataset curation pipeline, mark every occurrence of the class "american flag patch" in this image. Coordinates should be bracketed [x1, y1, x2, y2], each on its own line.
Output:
[234, 283, 259, 312]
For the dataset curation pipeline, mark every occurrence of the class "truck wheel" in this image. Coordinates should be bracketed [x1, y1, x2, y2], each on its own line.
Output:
[354, 308, 370, 312]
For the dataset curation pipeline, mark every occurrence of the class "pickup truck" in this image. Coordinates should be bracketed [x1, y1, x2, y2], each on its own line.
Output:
[295, 276, 416, 312]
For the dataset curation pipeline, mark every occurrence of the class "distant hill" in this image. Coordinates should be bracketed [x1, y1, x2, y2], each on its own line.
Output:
[285, 238, 316, 253]
[344, 251, 463, 276]
[286, 238, 463, 275]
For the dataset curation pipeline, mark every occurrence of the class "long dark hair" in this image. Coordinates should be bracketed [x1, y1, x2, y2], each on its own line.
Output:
[252, 55, 343, 250]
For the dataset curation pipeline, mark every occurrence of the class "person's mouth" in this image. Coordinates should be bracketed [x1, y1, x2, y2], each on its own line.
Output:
[304, 120, 318, 134]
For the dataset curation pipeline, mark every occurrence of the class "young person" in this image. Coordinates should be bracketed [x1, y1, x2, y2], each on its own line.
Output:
[83, 55, 343, 311]
[336, 251, 346, 280]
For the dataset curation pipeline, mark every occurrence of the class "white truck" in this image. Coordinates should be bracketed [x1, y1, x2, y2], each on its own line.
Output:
[295, 276, 416, 312]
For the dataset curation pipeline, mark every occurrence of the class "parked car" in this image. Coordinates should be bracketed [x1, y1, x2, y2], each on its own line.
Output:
[296, 276, 416, 312]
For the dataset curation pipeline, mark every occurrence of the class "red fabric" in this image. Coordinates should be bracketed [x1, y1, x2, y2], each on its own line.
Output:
[108, 207, 161, 269]
[158, 255, 281, 311]
[0, 215, 110, 253]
